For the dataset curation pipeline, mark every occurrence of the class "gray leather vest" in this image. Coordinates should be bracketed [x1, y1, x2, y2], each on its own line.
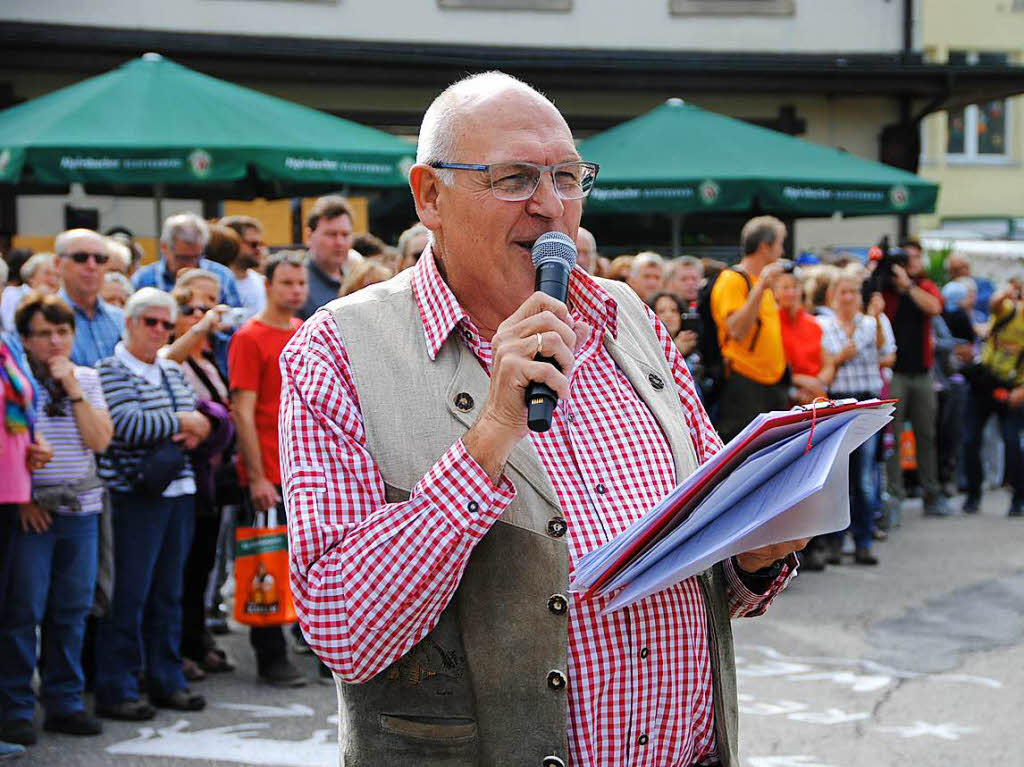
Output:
[328, 270, 739, 767]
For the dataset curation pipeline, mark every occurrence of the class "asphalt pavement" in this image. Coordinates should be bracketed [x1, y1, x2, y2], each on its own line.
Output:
[11, 489, 1024, 767]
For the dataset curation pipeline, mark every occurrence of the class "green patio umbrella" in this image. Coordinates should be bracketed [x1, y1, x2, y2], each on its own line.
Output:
[0, 53, 417, 227]
[579, 98, 939, 255]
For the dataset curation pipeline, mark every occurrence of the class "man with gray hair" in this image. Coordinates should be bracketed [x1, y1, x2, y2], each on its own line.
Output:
[281, 71, 803, 767]
[710, 216, 789, 443]
[131, 212, 241, 308]
[626, 250, 665, 302]
[53, 229, 126, 367]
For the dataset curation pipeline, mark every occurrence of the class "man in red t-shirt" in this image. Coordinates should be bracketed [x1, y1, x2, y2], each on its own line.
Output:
[228, 251, 309, 687]
[880, 238, 947, 518]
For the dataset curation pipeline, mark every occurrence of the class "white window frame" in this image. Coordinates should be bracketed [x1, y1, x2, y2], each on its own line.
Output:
[946, 100, 1013, 166]
[946, 51, 1013, 165]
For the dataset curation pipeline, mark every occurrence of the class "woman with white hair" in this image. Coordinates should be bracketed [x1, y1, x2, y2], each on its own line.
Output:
[1, 253, 61, 332]
[92, 288, 219, 721]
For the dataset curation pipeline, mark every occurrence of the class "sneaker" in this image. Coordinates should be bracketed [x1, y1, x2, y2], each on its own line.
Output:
[924, 497, 953, 517]
[96, 699, 157, 721]
[826, 539, 842, 565]
[962, 497, 980, 514]
[150, 688, 205, 711]
[0, 741, 26, 760]
[43, 711, 103, 737]
[259, 658, 307, 688]
[854, 548, 879, 566]
[0, 722, 34, 747]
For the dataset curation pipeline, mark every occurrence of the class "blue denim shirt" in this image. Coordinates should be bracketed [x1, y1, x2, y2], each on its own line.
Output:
[57, 288, 125, 368]
[132, 258, 242, 308]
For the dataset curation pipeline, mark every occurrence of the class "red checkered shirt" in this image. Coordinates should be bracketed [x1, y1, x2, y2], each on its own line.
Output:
[280, 251, 792, 767]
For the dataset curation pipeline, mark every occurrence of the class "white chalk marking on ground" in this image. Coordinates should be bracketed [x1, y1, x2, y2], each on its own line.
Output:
[876, 721, 978, 740]
[747, 756, 842, 767]
[738, 644, 1001, 688]
[106, 719, 336, 766]
[212, 702, 315, 718]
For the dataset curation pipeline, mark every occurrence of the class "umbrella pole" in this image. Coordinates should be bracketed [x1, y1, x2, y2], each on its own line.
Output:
[671, 213, 684, 259]
[153, 184, 165, 240]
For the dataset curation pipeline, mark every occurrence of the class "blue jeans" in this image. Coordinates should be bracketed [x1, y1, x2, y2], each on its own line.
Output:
[94, 493, 195, 706]
[0, 513, 98, 721]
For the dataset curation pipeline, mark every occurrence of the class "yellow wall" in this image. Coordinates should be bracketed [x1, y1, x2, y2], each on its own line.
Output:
[917, 0, 1024, 230]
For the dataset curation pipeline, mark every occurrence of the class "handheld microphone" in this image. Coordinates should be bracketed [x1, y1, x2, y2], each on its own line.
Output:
[526, 231, 577, 433]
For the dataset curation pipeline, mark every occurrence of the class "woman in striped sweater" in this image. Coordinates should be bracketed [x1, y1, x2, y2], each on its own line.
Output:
[93, 288, 214, 722]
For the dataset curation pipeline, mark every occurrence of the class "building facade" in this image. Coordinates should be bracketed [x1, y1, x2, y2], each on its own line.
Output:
[2, 0, 1023, 255]
[917, 0, 1024, 240]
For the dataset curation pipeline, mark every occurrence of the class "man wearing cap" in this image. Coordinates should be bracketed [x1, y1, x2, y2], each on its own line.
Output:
[280, 72, 805, 767]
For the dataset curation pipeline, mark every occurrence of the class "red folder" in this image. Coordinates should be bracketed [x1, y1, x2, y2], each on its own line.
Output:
[579, 398, 895, 600]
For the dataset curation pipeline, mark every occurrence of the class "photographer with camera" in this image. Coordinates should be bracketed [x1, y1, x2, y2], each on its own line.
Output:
[879, 237, 947, 518]
[962, 277, 1024, 517]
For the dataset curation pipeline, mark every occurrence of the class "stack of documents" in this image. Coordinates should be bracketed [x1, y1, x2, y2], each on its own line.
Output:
[570, 399, 894, 612]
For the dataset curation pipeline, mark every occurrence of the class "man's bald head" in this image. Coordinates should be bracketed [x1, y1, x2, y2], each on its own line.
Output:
[575, 227, 597, 274]
[416, 71, 569, 182]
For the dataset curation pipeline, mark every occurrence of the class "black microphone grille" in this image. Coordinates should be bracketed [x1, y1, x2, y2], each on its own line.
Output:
[531, 231, 577, 270]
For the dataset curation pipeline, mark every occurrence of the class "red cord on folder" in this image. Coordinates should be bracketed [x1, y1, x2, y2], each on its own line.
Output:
[805, 397, 835, 454]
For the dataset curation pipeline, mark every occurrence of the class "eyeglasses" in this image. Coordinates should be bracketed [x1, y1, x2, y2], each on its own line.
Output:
[180, 305, 211, 317]
[429, 160, 600, 202]
[141, 317, 175, 331]
[65, 251, 110, 265]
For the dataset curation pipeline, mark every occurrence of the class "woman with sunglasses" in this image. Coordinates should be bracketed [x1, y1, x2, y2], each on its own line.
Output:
[93, 288, 217, 721]
[0, 294, 112, 746]
[159, 271, 237, 680]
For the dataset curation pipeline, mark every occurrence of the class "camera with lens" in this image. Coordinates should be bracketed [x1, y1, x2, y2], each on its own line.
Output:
[863, 236, 908, 301]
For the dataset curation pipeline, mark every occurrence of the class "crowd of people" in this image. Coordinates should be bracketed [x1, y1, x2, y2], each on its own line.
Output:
[0, 194, 1019, 755]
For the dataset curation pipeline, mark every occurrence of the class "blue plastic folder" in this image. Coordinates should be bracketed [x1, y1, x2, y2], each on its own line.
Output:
[570, 399, 894, 612]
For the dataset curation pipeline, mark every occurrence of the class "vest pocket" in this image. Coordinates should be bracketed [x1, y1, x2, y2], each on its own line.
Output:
[379, 714, 478, 744]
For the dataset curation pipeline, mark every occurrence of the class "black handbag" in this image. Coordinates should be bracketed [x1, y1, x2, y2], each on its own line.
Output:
[122, 367, 187, 497]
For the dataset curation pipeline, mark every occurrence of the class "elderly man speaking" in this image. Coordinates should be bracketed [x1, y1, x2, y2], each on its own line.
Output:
[280, 72, 805, 767]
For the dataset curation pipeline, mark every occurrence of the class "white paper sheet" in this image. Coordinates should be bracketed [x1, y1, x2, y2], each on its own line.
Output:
[598, 409, 891, 612]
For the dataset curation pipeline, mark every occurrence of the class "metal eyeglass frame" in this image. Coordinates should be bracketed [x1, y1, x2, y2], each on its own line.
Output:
[428, 160, 600, 201]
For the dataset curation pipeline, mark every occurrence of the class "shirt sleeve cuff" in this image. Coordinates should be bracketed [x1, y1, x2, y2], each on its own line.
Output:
[725, 553, 797, 614]
[413, 438, 517, 536]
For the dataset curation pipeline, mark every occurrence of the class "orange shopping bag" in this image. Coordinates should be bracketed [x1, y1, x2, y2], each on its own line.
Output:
[233, 522, 297, 627]
[899, 424, 918, 472]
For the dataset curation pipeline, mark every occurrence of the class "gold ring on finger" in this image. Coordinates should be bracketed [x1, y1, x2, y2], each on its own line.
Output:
[536, 332, 544, 357]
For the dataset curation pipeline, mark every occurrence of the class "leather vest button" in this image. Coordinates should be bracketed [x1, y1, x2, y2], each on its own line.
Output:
[547, 593, 568, 615]
[546, 517, 567, 538]
[648, 372, 665, 390]
[547, 670, 566, 691]
[542, 757, 566, 767]
[454, 392, 474, 412]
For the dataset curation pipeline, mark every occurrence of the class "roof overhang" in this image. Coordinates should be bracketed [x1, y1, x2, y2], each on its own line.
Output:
[3, 22, 1024, 118]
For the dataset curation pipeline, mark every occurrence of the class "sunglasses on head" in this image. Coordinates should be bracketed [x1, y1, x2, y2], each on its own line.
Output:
[141, 317, 175, 331]
[67, 251, 110, 265]
[179, 305, 211, 317]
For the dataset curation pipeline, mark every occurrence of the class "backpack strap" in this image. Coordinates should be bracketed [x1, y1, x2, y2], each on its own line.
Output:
[730, 266, 762, 352]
